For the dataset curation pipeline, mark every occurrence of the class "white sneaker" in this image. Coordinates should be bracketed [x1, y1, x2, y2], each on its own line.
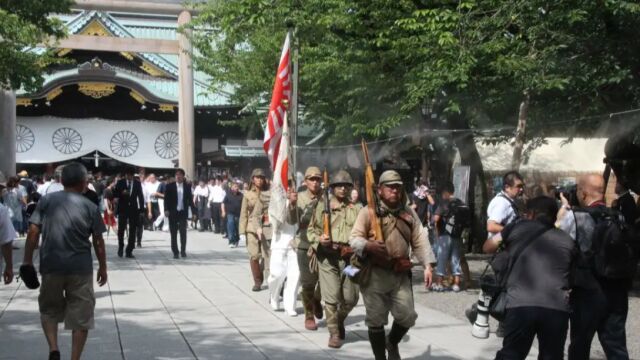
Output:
[270, 299, 281, 311]
[228, 244, 234, 248]
[286, 309, 298, 317]
[452, 285, 461, 293]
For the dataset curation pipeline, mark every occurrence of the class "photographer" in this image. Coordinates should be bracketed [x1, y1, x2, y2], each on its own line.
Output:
[410, 180, 435, 227]
[484, 197, 577, 360]
[467, 171, 525, 338]
[557, 174, 632, 360]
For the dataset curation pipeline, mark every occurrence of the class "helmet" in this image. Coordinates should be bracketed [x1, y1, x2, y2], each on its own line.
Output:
[379, 170, 403, 186]
[330, 170, 353, 186]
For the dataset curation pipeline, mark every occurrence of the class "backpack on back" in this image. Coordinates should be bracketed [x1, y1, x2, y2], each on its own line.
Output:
[444, 198, 471, 238]
[576, 206, 639, 280]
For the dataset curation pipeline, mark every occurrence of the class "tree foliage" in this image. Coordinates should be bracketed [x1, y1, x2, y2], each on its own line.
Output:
[0, 0, 72, 92]
[189, 0, 640, 142]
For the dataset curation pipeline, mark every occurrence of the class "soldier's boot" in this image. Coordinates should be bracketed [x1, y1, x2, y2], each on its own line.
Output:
[368, 326, 387, 360]
[325, 304, 342, 348]
[386, 321, 410, 360]
[250, 259, 263, 292]
[301, 288, 318, 331]
[313, 284, 323, 319]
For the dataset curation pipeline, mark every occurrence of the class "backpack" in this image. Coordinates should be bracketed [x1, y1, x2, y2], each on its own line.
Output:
[444, 198, 471, 238]
[575, 206, 639, 280]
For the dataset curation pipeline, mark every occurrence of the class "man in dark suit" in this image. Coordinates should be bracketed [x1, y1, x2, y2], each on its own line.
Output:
[164, 168, 193, 259]
[115, 170, 145, 258]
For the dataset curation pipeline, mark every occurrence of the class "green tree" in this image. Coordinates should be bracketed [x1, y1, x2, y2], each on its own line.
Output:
[0, 0, 72, 92]
[189, 0, 640, 249]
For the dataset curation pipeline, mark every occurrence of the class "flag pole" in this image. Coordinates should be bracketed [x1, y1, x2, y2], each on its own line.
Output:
[288, 25, 299, 187]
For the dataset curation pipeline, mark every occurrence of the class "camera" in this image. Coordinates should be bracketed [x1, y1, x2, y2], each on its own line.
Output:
[554, 184, 578, 206]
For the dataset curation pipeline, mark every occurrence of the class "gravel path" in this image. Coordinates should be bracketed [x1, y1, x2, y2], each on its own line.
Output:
[411, 257, 640, 360]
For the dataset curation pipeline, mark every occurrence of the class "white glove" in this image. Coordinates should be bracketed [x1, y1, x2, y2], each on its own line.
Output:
[240, 234, 246, 244]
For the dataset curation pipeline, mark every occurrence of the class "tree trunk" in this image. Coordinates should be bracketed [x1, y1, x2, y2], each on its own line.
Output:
[511, 91, 530, 170]
[451, 113, 489, 253]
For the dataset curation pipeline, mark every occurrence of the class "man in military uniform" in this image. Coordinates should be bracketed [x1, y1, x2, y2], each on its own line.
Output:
[239, 169, 271, 291]
[287, 166, 324, 330]
[350, 170, 435, 360]
[308, 170, 360, 348]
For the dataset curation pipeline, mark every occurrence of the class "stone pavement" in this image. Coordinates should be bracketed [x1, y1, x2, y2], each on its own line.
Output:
[0, 230, 537, 360]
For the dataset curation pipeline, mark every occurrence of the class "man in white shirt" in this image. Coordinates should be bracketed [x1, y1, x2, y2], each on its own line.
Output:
[209, 176, 226, 234]
[469, 171, 525, 339]
[0, 173, 15, 284]
[38, 166, 65, 196]
[193, 180, 211, 231]
[144, 174, 161, 230]
[486, 171, 524, 238]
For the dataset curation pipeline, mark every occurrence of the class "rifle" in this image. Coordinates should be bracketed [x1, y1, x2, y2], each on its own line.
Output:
[322, 168, 331, 240]
[361, 139, 384, 241]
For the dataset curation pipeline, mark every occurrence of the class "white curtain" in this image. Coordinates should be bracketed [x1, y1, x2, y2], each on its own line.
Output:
[16, 116, 179, 168]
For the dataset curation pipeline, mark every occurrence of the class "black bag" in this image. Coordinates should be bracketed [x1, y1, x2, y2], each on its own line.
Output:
[479, 224, 549, 321]
[575, 207, 639, 280]
[498, 193, 521, 224]
[444, 198, 471, 238]
[19, 264, 40, 290]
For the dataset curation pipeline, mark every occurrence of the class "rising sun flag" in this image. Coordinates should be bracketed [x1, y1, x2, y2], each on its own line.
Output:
[264, 33, 293, 229]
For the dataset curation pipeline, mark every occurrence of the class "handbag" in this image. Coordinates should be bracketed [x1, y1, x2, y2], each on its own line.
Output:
[481, 225, 550, 321]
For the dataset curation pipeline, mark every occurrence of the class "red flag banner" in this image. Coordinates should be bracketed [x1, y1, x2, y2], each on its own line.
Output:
[263, 33, 291, 171]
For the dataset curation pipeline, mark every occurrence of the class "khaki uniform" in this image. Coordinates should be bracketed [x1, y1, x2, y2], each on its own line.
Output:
[308, 196, 360, 338]
[350, 203, 435, 329]
[287, 189, 322, 319]
[248, 189, 272, 265]
[240, 187, 271, 288]
[239, 188, 259, 256]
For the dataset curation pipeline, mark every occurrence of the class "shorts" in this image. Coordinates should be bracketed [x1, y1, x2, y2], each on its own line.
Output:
[38, 274, 95, 330]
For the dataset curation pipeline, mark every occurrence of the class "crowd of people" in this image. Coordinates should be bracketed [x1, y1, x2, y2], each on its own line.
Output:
[0, 163, 638, 360]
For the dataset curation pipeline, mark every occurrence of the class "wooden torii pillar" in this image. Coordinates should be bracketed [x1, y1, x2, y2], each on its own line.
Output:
[34, 0, 197, 178]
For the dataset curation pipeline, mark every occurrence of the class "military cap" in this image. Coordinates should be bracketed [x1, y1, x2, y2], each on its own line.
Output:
[304, 166, 322, 179]
[251, 168, 266, 178]
[330, 170, 353, 186]
[379, 170, 403, 185]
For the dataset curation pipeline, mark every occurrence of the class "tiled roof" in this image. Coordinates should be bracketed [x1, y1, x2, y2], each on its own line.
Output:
[26, 11, 234, 107]
[17, 66, 231, 107]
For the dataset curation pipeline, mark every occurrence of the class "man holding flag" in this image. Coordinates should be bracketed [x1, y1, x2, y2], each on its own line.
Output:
[262, 32, 302, 311]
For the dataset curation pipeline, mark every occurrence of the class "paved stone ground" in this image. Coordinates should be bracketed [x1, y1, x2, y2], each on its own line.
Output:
[0, 230, 536, 360]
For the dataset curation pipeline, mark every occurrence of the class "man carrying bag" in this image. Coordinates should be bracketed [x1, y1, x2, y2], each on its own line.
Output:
[483, 197, 577, 360]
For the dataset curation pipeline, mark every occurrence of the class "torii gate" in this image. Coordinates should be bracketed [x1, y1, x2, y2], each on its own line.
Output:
[0, 0, 197, 178]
